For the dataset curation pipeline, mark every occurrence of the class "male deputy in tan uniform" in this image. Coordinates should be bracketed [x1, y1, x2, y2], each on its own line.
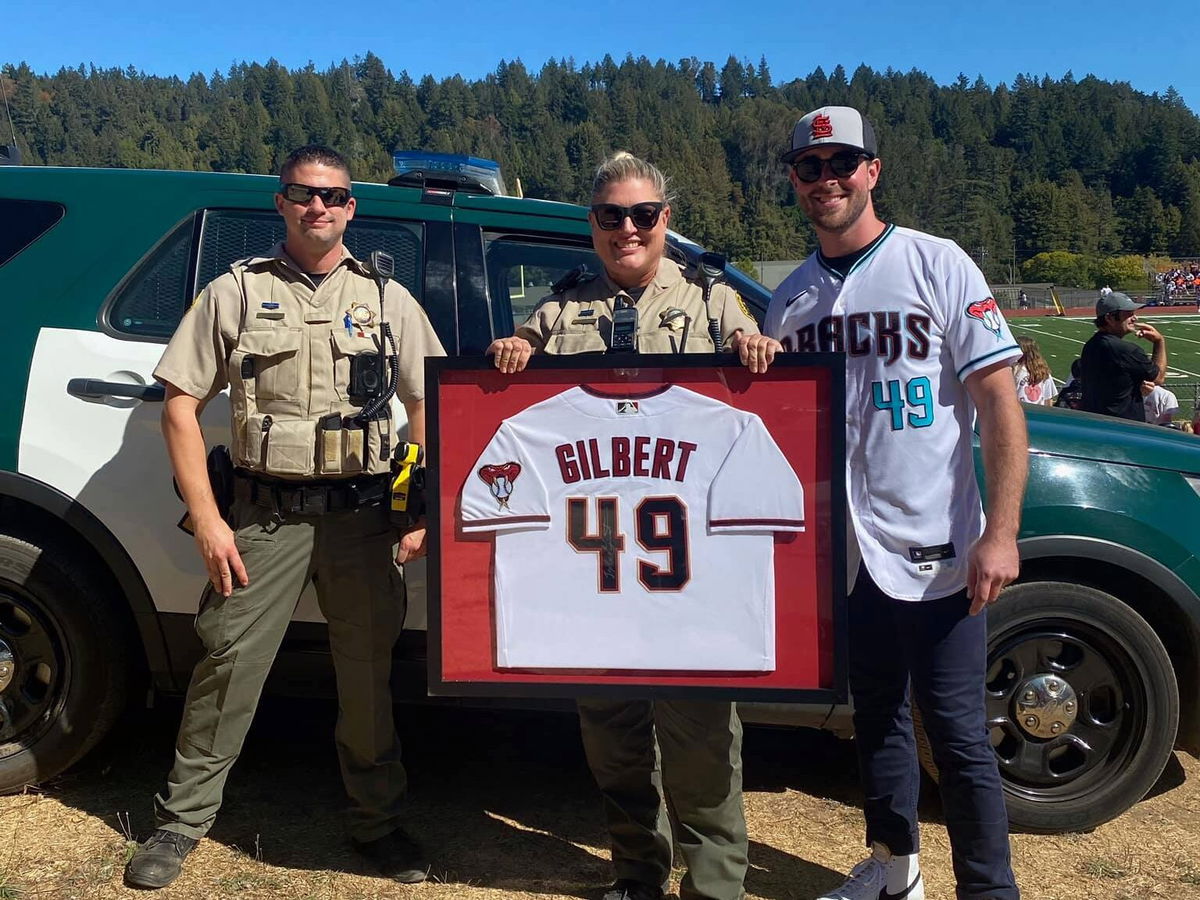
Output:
[488, 151, 758, 900]
[125, 145, 444, 889]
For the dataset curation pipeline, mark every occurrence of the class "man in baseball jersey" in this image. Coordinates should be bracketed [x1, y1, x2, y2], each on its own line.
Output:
[734, 107, 1027, 900]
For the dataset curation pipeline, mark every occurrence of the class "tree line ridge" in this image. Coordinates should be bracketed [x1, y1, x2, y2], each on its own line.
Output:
[2, 54, 1198, 281]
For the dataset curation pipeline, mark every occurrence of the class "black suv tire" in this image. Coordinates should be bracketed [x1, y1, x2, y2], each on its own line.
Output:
[915, 581, 1179, 833]
[0, 534, 134, 792]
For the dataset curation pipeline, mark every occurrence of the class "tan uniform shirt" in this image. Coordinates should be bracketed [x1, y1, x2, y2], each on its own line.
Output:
[155, 243, 445, 477]
[515, 259, 759, 354]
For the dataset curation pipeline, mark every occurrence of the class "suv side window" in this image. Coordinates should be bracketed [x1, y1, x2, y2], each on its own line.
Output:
[106, 216, 197, 339]
[0, 199, 66, 267]
[108, 210, 425, 340]
[483, 233, 599, 334]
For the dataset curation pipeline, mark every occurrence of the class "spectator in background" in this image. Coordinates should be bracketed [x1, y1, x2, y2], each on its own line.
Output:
[1080, 290, 1166, 422]
[1017, 290, 1030, 309]
[1142, 382, 1180, 425]
[1053, 358, 1084, 410]
[1013, 336, 1057, 406]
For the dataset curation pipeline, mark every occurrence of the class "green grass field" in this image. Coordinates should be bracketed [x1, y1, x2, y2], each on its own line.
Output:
[1006, 312, 1200, 418]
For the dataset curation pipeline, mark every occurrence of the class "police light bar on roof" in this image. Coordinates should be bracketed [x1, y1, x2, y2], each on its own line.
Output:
[390, 151, 507, 196]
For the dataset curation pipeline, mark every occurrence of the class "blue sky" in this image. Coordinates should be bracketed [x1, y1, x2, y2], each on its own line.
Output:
[5, 0, 1198, 113]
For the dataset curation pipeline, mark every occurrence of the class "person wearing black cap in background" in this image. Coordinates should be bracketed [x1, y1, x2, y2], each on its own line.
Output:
[1080, 288, 1168, 421]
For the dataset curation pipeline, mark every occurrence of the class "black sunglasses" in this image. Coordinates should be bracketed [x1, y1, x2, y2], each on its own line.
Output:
[791, 151, 871, 184]
[279, 182, 353, 207]
[590, 202, 664, 231]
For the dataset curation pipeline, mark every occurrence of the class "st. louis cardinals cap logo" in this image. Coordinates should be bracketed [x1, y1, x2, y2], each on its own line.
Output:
[811, 113, 833, 139]
[965, 297, 1004, 340]
[477, 462, 522, 510]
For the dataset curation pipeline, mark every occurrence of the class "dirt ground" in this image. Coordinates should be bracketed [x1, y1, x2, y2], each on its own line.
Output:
[0, 698, 1197, 900]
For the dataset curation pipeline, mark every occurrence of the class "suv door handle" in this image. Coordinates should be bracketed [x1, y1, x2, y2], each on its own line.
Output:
[67, 378, 166, 402]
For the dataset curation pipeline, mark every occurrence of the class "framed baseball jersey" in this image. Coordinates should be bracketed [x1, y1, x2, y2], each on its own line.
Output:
[426, 355, 848, 702]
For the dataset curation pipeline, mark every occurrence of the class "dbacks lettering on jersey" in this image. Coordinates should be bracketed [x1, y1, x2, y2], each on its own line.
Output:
[556, 437, 698, 484]
[779, 311, 931, 363]
[965, 297, 1004, 340]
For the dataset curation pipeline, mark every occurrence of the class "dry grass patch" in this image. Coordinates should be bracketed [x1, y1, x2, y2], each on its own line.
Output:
[0, 702, 1196, 899]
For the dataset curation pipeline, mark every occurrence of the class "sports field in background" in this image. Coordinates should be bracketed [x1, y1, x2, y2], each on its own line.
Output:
[1007, 311, 1200, 418]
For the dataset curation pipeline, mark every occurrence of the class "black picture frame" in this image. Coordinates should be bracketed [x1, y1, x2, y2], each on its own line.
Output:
[425, 353, 847, 703]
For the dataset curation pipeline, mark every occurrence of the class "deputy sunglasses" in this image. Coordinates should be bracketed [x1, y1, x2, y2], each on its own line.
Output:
[279, 183, 353, 207]
[590, 202, 665, 230]
[791, 151, 871, 184]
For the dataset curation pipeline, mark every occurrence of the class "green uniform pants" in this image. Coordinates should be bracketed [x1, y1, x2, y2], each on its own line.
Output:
[154, 495, 407, 843]
[577, 698, 748, 900]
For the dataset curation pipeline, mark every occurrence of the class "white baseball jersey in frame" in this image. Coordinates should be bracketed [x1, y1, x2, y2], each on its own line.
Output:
[459, 385, 806, 671]
[766, 225, 1019, 601]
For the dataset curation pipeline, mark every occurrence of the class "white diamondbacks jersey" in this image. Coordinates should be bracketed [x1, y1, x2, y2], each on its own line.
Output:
[765, 225, 1019, 601]
[459, 385, 805, 671]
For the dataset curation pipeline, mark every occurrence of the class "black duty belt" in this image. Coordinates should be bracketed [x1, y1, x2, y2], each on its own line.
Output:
[234, 470, 389, 516]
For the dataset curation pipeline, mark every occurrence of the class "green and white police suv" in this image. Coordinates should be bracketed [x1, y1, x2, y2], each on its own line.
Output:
[1, 154, 1199, 834]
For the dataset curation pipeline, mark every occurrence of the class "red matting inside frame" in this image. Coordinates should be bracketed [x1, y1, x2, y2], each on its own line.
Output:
[434, 363, 837, 692]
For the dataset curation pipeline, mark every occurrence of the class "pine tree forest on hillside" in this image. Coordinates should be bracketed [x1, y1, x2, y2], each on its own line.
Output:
[3, 54, 1199, 285]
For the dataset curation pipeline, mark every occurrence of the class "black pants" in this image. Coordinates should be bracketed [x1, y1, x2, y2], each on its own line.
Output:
[849, 567, 1019, 900]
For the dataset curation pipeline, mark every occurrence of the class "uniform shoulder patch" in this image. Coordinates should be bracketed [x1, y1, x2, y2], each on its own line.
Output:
[478, 462, 522, 510]
[964, 296, 1004, 340]
[734, 292, 753, 319]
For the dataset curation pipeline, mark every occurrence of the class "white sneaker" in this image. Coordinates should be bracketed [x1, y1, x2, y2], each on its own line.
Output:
[816, 843, 924, 900]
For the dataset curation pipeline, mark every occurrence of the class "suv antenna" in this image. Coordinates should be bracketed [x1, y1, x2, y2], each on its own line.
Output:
[1, 74, 20, 165]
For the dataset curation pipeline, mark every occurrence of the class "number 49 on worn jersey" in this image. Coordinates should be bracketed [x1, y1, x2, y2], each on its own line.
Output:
[459, 385, 805, 672]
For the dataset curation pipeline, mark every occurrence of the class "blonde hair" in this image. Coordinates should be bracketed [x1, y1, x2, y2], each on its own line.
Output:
[1017, 336, 1051, 384]
[592, 151, 674, 205]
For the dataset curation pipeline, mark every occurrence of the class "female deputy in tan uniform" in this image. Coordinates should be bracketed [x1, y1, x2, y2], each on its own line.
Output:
[487, 152, 758, 900]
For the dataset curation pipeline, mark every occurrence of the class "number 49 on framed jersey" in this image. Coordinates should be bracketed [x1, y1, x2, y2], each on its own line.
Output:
[426, 354, 847, 702]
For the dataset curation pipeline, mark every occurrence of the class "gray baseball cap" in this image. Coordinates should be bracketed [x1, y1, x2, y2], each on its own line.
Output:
[782, 106, 878, 163]
[1096, 291, 1143, 316]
